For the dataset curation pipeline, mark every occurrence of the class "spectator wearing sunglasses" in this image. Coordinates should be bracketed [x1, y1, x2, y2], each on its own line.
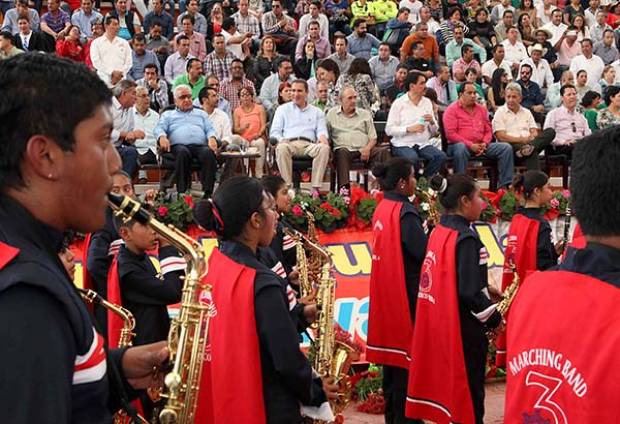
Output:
[543, 83, 591, 158]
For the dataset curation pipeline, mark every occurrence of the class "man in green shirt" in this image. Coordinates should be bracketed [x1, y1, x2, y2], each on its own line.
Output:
[326, 86, 389, 189]
[0, 31, 24, 60]
[445, 24, 486, 67]
[173, 57, 205, 100]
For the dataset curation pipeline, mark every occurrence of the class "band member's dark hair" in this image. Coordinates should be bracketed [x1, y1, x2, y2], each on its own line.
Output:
[430, 174, 477, 212]
[571, 127, 620, 236]
[194, 176, 266, 239]
[513, 171, 549, 199]
[260, 175, 286, 199]
[0, 54, 111, 190]
[372, 157, 414, 191]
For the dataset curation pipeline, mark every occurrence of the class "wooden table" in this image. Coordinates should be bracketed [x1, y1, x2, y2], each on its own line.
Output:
[220, 151, 261, 176]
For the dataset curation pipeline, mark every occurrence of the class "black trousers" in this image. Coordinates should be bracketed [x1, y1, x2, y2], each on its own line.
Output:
[511, 128, 556, 170]
[462, 327, 488, 424]
[171, 144, 217, 196]
[382, 365, 423, 424]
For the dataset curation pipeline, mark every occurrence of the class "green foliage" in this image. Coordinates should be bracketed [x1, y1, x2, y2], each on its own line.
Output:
[152, 192, 195, 230]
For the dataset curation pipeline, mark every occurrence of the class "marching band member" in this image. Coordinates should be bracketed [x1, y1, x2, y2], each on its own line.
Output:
[84, 170, 134, 330]
[193, 176, 336, 423]
[0, 53, 166, 423]
[261, 175, 297, 276]
[505, 127, 620, 422]
[406, 174, 502, 424]
[111, 216, 184, 347]
[366, 157, 427, 424]
[495, 170, 561, 366]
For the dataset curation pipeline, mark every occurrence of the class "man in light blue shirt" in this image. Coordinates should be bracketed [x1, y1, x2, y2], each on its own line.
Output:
[369, 42, 400, 91]
[1, 0, 40, 34]
[271, 79, 330, 192]
[259, 57, 295, 112]
[70, 0, 102, 41]
[445, 25, 486, 67]
[127, 33, 161, 81]
[154, 84, 219, 196]
[347, 19, 381, 60]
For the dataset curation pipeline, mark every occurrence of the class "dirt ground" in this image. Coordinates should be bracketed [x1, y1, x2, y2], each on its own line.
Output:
[342, 380, 506, 423]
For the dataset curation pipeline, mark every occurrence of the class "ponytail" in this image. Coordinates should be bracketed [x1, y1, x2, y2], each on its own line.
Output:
[430, 174, 477, 212]
[512, 170, 549, 199]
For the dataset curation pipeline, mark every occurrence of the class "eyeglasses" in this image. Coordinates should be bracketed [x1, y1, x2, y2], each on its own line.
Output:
[571, 122, 577, 133]
[177, 94, 192, 100]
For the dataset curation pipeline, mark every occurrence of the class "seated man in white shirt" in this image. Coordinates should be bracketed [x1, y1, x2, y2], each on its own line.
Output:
[481, 44, 513, 87]
[133, 86, 160, 181]
[570, 38, 605, 87]
[270, 79, 330, 193]
[501, 26, 527, 69]
[492, 82, 555, 170]
[386, 71, 446, 176]
[221, 17, 252, 60]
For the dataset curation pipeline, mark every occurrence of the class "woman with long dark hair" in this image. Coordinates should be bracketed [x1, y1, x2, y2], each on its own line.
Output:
[487, 67, 508, 112]
[406, 174, 501, 424]
[294, 39, 319, 80]
[367, 158, 426, 424]
[252, 36, 286, 91]
[194, 176, 336, 422]
[332, 57, 379, 111]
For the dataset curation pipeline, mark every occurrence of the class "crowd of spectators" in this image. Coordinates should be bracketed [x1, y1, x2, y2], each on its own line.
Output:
[2, 0, 617, 194]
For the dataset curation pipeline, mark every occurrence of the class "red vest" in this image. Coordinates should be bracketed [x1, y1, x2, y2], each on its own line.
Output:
[81, 233, 95, 292]
[106, 256, 124, 349]
[505, 270, 620, 423]
[406, 224, 475, 424]
[570, 223, 586, 250]
[196, 249, 266, 423]
[496, 213, 540, 367]
[366, 199, 413, 369]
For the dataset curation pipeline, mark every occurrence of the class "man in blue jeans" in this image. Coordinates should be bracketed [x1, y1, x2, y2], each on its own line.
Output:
[386, 71, 447, 177]
[443, 82, 514, 188]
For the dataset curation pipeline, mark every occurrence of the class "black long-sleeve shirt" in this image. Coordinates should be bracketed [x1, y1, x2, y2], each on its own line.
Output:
[441, 215, 502, 334]
[0, 195, 134, 423]
[258, 246, 310, 335]
[219, 240, 326, 423]
[87, 207, 121, 330]
[118, 244, 184, 346]
[517, 207, 559, 271]
[558, 242, 620, 288]
[270, 220, 298, 276]
[384, 192, 428, 323]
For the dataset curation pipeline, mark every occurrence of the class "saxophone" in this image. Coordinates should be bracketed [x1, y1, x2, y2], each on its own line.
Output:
[281, 225, 313, 298]
[284, 213, 358, 418]
[77, 288, 148, 424]
[107, 193, 211, 424]
[310, 242, 359, 418]
[487, 260, 520, 342]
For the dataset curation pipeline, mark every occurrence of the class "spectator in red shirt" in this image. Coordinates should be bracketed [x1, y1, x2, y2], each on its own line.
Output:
[56, 25, 86, 62]
[443, 81, 514, 188]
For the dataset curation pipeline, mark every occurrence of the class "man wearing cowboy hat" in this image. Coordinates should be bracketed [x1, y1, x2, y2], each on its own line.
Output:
[520, 43, 554, 89]
[593, 29, 619, 64]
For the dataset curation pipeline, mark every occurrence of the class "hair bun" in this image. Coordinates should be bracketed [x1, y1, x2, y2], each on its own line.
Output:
[429, 175, 448, 193]
[372, 163, 388, 178]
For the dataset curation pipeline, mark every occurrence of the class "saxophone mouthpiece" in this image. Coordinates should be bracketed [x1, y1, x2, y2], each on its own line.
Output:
[107, 193, 151, 225]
